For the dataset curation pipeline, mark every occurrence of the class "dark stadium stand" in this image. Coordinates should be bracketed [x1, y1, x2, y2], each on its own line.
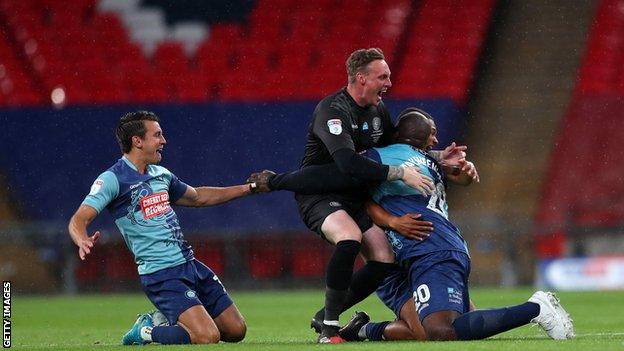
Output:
[535, 0, 624, 258]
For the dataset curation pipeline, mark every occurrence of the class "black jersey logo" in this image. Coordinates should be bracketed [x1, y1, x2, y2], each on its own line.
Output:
[372, 117, 381, 131]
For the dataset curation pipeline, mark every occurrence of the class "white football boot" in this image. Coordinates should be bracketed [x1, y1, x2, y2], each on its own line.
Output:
[528, 291, 575, 340]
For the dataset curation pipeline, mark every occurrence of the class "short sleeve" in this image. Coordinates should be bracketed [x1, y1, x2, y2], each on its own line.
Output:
[313, 106, 355, 155]
[168, 172, 189, 203]
[82, 171, 119, 213]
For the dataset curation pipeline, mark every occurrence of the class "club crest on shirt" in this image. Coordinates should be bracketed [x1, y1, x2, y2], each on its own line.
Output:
[327, 119, 342, 135]
[372, 117, 381, 131]
[88, 179, 104, 195]
[140, 191, 172, 219]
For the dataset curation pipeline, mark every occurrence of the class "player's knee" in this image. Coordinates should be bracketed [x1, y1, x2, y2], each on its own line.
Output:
[221, 319, 247, 343]
[190, 326, 220, 344]
[425, 324, 457, 341]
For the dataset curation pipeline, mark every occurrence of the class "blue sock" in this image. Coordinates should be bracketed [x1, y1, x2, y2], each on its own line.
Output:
[151, 325, 191, 344]
[365, 321, 390, 341]
[452, 302, 540, 340]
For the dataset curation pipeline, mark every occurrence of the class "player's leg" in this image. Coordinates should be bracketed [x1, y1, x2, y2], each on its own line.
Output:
[295, 194, 363, 343]
[310, 223, 397, 329]
[408, 251, 471, 341]
[127, 262, 204, 345]
[194, 260, 246, 342]
[317, 209, 363, 343]
[340, 268, 426, 341]
[336, 224, 397, 314]
[385, 298, 426, 340]
[176, 305, 220, 344]
[451, 291, 574, 340]
[212, 304, 246, 342]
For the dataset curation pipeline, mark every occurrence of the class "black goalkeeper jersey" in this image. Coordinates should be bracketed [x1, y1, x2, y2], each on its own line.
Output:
[300, 88, 395, 168]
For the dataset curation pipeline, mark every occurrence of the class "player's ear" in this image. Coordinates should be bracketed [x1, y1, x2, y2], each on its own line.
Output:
[356, 71, 366, 85]
[132, 135, 143, 149]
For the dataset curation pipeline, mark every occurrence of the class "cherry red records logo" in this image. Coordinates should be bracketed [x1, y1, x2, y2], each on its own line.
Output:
[140, 191, 171, 219]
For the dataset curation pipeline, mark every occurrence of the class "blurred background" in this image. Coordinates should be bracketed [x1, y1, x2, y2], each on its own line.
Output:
[1, 0, 623, 294]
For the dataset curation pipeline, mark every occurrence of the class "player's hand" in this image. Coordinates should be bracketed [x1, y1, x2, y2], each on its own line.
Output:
[459, 159, 480, 183]
[440, 142, 467, 168]
[78, 230, 100, 260]
[402, 167, 434, 196]
[246, 170, 276, 193]
[388, 213, 433, 241]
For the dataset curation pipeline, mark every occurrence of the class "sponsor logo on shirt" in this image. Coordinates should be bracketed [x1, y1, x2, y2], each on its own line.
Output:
[140, 191, 171, 219]
[327, 119, 342, 135]
[362, 122, 369, 131]
[88, 179, 104, 195]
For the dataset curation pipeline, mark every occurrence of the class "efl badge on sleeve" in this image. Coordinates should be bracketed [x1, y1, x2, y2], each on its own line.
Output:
[89, 179, 104, 195]
[327, 119, 342, 135]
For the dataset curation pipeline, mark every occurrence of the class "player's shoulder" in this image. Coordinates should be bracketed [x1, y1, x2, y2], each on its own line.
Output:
[316, 88, 351, 115]
[148, 164, 173, 177]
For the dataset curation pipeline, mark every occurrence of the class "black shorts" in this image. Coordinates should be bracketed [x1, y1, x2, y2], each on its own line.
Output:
[295, 192, 373, 239]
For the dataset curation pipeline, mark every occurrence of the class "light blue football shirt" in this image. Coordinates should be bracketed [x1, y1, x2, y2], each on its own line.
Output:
[82, 156, 193, 275]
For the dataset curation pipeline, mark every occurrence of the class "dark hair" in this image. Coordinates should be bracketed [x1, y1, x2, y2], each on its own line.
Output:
[116, 110, 160, 153]
[346, 48, 385, 84]
[395, 108, 434, 149]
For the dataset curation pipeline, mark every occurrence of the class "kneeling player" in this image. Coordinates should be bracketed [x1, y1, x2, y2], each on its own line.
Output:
[338, 108, 574, 341]
[68, 111, 255, 345]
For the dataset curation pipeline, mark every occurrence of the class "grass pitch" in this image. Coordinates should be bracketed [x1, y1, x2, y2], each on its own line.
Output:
[12, 288, 624, 350]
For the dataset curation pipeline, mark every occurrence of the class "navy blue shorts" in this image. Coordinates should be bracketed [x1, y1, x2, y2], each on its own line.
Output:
[377, 250, 471, 321]
[140, 259, 233, 325]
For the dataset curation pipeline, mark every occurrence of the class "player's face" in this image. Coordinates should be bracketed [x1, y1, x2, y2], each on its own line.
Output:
[362, 60, 391, 106]
[425, 119, 438, 151]
[138, 120, 166, 164]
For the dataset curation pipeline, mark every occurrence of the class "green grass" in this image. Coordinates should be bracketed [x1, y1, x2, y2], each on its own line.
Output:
[11, 288, 624, 350]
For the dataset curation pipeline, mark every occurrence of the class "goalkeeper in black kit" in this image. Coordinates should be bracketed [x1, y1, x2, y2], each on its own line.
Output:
[248, 48, 466, 343]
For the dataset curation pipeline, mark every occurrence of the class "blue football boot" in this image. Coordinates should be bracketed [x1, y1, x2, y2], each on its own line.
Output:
[122, 313, 154, 345]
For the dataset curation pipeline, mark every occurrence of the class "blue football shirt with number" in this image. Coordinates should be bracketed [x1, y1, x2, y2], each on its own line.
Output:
[364, 144, 468, 265]
[82, 156, 194, 275]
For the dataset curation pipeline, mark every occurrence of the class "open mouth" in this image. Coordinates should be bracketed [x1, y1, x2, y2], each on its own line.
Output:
[377, 87, 388, 99]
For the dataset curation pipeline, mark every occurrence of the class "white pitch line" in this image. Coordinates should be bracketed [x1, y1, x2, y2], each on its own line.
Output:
[575, 332, 624, 337]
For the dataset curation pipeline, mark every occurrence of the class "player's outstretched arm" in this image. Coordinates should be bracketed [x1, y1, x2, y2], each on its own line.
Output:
[68, 205, 101, 260]
[174, 184, 254, 207]
[366, 200, 433, 241]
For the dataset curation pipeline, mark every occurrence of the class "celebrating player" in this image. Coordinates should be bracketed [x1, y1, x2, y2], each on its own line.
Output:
[247, 48, 468, 343]
[337, 108, 575, 342]
[68, 111, 257, 345]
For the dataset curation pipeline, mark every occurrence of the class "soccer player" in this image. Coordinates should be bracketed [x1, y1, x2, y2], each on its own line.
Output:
[247, 48, 467, 343]
[337, 107, 575, 342]
[67, 111, 257, 345]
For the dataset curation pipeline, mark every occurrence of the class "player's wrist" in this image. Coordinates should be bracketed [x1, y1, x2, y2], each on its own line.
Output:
[387, 166, 404, 181]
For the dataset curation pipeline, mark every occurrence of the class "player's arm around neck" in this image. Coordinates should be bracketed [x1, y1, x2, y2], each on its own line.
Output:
[68, 205, 101, 260]
[174, 184, 254, 207]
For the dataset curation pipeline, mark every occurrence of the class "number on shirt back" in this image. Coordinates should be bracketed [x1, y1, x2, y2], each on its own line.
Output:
[426, 181, 448, 219]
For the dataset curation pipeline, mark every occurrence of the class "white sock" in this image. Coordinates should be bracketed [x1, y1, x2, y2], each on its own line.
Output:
[140, 326, 153, 342]
[323, 320, 340, 327]
[357, 323, 368, 340]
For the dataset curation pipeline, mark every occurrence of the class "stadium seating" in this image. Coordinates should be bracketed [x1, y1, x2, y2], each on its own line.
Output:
[0, 0, 497, 287]
[534, 0, 624, 257]
[0, 0, 495, 106]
